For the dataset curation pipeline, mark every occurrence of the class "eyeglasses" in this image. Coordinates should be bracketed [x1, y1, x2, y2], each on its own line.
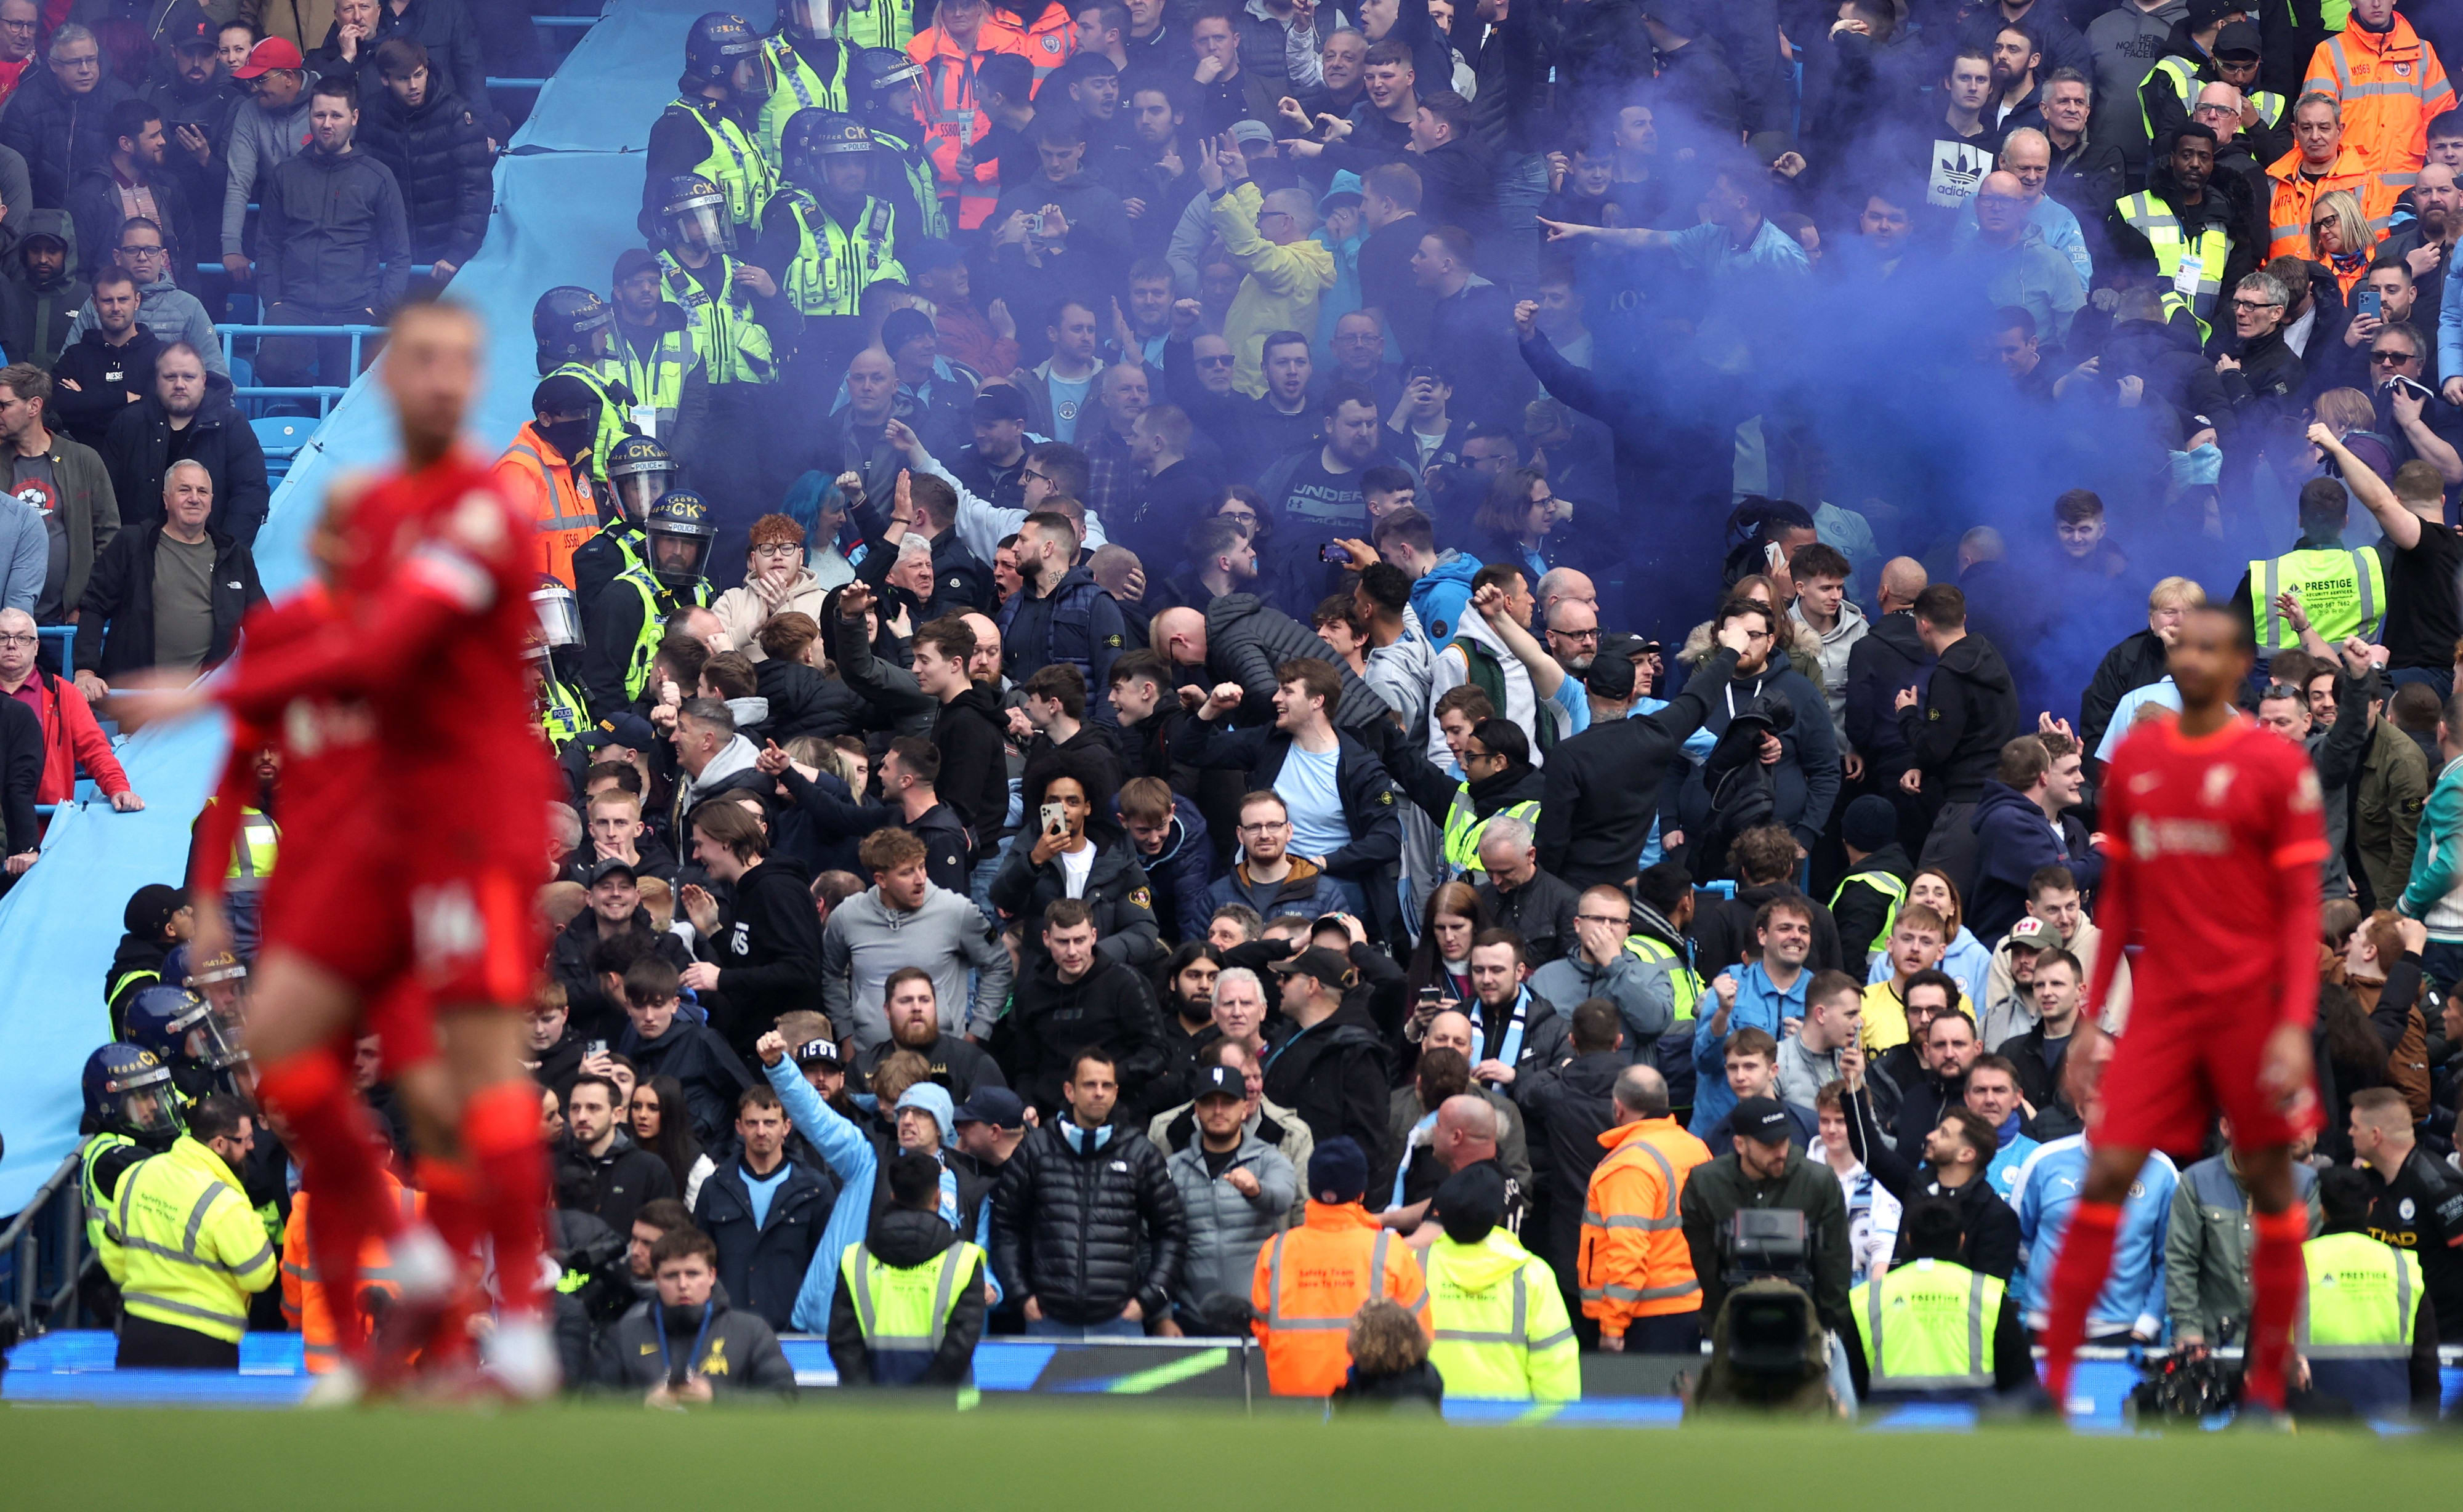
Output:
[2371, 348, 2419, 365]
[1549, 627, 1600, 643]
[119, 244, 166, 258]
[1020, 467, 1051, 484]
[1236, 819, 1289, 834]
[0, 633, 36, 646]
[751, 542, 800, 557]
[1195, 354, 1236, 369]
[2229, 297, 2282, 312]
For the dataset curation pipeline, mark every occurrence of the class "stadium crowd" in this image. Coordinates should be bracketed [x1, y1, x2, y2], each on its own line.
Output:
[25, 0, 2463, 1412]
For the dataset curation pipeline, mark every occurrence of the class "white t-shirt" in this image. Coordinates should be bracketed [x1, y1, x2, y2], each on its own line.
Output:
[1058, 842, 1095, 898]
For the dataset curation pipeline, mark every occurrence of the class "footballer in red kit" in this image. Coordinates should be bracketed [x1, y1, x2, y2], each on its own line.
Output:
[2035, 605, 2324, 1419]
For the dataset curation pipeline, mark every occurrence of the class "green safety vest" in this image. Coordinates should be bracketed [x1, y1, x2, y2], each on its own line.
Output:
[1852, 1258, 2003, 1394]
[2114, 192, 2234, 337]
[548, 361, 635, 486]
[1624, 934, 1701, 1022]
[81, 1130, 135, 1258]
[1440, 786, 1540, 876]
[839, 1237, 982, 1354]
[757, 34, 852, 167]
[541, 672, 589, 746]
[836, 1, 914, 56]
[606, 326, 691, 445]
[2251, 546, 2385, 651]
[781, 191, 906, 318]
[105, 1137, 278, 1345]
[107, 968, 160, 1033]
[1423, 1236, 1578, 1401]
[1829, 867, 1906, 949]
[664, 95, 775, 235]
[200, 797, 278, 890]
[591, 516, 649, 587]
[2139, 54, 2288, 135]
[2298, 1231, 2419, 1357]
[876, 131, 949, 241]
[616, 568, 714, 701]
[659, 250, 777, 387]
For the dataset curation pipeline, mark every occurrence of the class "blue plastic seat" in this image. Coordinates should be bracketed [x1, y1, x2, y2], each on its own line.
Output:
[253, 415, 312, 457]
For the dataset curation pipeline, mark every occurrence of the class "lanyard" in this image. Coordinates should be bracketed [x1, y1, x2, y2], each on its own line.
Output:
[653, 1299, 715, 1382]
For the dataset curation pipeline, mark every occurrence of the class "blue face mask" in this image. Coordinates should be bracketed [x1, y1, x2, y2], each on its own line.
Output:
[2172, 443, 2223, 488]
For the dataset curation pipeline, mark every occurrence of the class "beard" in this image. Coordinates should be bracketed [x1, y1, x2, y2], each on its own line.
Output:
[893, 1018, 938, 1048]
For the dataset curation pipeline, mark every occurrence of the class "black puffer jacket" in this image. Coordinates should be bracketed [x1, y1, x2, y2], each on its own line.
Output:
[990, 1120, 1186, 1325]
[1899, 632, 2020, 804]
[754, 654, 864, 742]
[355, 84, 492, 265]
[100, 377, 272, 544]
[0, 66, 138, 208]
[1203, 591, 1390, 734]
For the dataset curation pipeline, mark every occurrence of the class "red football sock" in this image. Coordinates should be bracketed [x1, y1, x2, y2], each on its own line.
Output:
[413, 1154, 482, 1260]
[2243, 1206, 2310, 1412]
[2039, 1198, 2122, 1405]
[257, 1045, 398, 1364]
[461, 1079, 548, 1319]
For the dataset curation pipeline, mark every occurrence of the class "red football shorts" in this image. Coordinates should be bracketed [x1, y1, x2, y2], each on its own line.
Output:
[2093, 997, 2321, 1155]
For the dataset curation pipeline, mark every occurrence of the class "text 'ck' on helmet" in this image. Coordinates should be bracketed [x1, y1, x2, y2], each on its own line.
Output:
[687, 11, 770, 93]
[646, 489, 718, 586]
[784, 108, 873, 193]
[608, 435, 680, 523]
[659, 172, 734, 255]
[533, 285, 615, 368]
[83, 1042, 185, 1144]
[123, 984, 246, 1074]
[531, 577, 586, 654]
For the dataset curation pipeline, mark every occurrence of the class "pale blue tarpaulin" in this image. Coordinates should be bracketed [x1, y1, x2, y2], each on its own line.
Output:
[0, 0, 716, 1215]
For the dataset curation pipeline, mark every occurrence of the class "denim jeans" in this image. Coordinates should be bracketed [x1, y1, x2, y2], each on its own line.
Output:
[1025, 1313, 1144, 1339]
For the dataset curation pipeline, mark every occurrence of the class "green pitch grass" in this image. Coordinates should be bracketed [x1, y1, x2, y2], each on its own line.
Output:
[6, 1401, 2461, 1510]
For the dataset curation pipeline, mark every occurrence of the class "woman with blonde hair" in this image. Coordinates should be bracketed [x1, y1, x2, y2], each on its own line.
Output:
[2309, 190, 2376, 296]
[1329, 1297, 1444, 1410]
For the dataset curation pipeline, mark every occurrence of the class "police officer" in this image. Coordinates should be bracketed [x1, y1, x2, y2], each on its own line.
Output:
[100, 1093, 278, 1369]
[578, 435, 679, 619]
[2294, 1165, 2440, 1418]
[645, 12, 778, 249]
[2110, 126, 2252, 341]
[2348, 1087, 2463, 1343]
[853, 47, 946, 241]
[1421, 1162, 1579, 1402]
[757, 110, 909, 330]
[533, 286, 639, 491]
[827, 1151, 988, 1386]
[189, 747, 279, 965]
[78, 1043, 187, 1322]
[652, 171, 797, 578]
[757, 0, 852, 167]
[607, 249, 710, 466]
[123, 983, 249, 1103]
[1842, 1197, 2031, 1404]
[586, 489, 718, 718]
[1438, 718, 1544, 880]
[532, 578, 592, 749]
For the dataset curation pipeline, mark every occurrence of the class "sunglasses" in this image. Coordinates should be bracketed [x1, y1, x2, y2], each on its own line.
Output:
[1195, 354, 1236, 368]
[2371, 348, 2419, 364]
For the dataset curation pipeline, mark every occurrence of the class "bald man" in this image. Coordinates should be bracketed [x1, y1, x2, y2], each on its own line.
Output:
[1386, 1010, 1533, 1196]
[73, 458, 263, 696]
[0, 604, 139, 810]
[1843, 556, 1929, 813]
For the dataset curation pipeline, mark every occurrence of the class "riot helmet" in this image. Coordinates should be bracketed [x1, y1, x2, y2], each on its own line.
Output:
[608, 436, 680, 524]
[686, 11, 769, 95]
[533, 286, 615, 369]
[82, 1043, 185, 1145]
[645, 490, 718, 587]
[659, 173, 734, 256]
[531, 578, 586, 656]
[783, 108, 873, 196]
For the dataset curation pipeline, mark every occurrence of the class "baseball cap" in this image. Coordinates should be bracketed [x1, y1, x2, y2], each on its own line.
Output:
[164, 2, 217, 52]
[2004, 915, 2050, 950]
[612, 247, 662, 285]
[584, 857, 640, 888]
[974, 385, 1028, 422]
[124, 883, 189, 938]
[1270, 946, 1358, 992]
[953, 1085, 1027, 1130]
[1434, 1161, 1508, 1244]
[233, 36, 305, 79]
[1226, 119, 1275, 149]
[2212, 19, 2260, 58]
[1730, 1096, 1794, 1146]
[1192, 1064, 1245, 1102]
[582, 712, 659, 752]
[792, 1036, 843, 1068]
[1584, 650, 1635, 700]
[1308, 1136, 1369, 1204]
[881, 307, 936, 355]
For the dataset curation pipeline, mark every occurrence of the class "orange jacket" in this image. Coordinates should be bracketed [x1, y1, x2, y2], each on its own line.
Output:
[2265, 143, 2398, 259]
[1008, 0, 1078, 87]
[3, 669, 128, 805]
[280, 1175, 424, 1374]
[494, 420, 601, 589]
[1249, 1200, 1428, 1396]
[2301, 15, 2456, 183]
[1578, 1117, 1711, 1337]
[907, 18, 1032, 228]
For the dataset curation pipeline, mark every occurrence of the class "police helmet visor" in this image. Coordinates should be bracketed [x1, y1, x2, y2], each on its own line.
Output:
[649, 529, 714, 582]
[117, 1077, 185, 1137]
[171, 994, 248, 1070]
[531, 585, 586, 650]
[732, 45, 775, 97]
[670, 199, 732, 255]
[782, 0, 836, 34]
[613, 467, 671, 521]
